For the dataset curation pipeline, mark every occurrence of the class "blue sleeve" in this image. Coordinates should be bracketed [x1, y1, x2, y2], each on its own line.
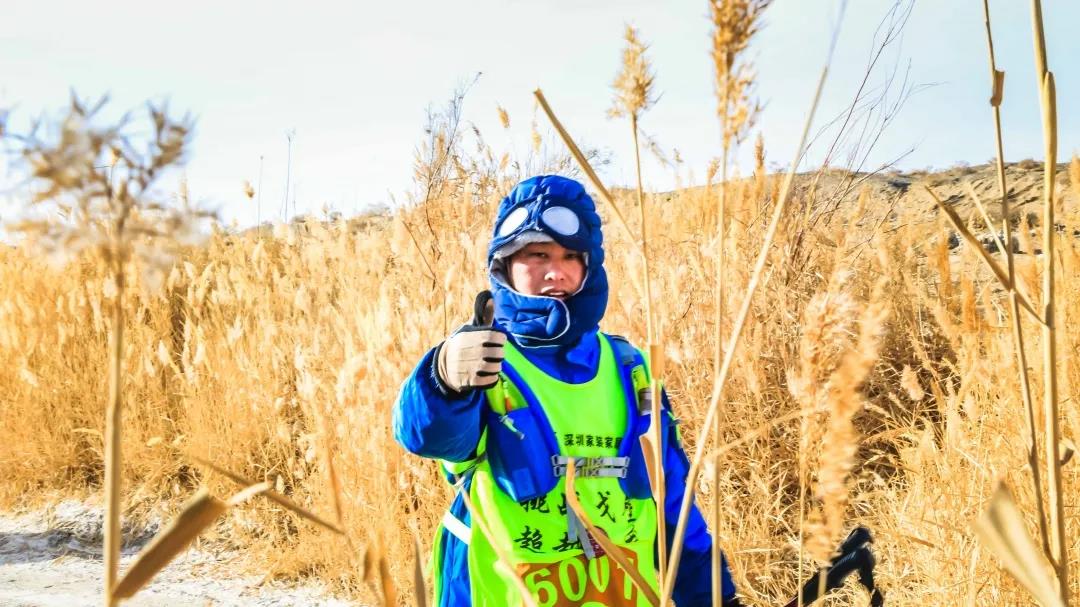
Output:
[392, 345, 485, 462]
[661, 389, 738, 606]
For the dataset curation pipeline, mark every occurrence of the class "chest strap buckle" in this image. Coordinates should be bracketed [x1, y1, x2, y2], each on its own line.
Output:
[551, 455, 630, 479]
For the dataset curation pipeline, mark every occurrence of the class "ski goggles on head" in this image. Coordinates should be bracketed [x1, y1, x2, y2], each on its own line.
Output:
[496, 204, 582, 238]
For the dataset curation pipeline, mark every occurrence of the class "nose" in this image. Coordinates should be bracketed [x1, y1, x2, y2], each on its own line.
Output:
[544, 260, 568, 283]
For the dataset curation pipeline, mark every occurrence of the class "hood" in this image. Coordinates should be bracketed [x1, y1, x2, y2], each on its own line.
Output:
[487, 175, 608, 348]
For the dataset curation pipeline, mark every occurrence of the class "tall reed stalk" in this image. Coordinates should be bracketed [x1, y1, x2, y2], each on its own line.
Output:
[536, 83, 676, 604]
[103, 260, 124, 606]
[4, 97, 212, 605]
[979, 0, 1050, 560]
[662, 6, 845, 599]
[609, 24, 669, 588]
[1028, 1, 1067, 600]
[708, 2, 770, 602]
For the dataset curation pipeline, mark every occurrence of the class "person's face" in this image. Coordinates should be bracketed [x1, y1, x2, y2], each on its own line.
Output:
[508, 241, 585, 300]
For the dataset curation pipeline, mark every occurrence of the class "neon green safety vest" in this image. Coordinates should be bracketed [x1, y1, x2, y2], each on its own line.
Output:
[435, 335, 659, 607]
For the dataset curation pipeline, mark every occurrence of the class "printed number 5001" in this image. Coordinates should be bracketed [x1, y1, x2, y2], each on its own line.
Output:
[522, 553, 640, 607]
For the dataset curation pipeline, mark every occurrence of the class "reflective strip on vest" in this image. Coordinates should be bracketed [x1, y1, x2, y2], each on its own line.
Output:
[551, 455, 630, 478]
[442, 510, 472, 545]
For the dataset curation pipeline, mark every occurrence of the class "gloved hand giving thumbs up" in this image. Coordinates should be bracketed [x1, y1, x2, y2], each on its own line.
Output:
[436, 291, 506, 393]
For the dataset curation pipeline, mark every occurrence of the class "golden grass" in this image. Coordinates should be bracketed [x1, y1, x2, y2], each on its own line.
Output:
[1, 4, 1078, 606]
[2, 148, 1077, 605]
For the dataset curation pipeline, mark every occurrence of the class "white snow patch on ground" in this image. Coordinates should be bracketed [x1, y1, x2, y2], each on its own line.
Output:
[0, 501, 355, 606]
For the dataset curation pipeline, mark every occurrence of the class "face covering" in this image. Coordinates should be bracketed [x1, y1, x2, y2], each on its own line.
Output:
[487, 175, 608, 348]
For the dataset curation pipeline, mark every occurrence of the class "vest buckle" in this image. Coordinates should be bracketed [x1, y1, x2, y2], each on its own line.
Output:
[551, 455, 630, 478]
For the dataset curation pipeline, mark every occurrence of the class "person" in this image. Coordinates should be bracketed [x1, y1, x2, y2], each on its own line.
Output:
[393, 175, 740, 606]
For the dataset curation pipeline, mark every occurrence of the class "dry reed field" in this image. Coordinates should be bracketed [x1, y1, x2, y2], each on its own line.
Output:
[1, 1, 1078, 606]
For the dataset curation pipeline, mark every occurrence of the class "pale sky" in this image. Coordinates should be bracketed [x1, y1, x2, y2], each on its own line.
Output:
[2, 0, 1077, 230]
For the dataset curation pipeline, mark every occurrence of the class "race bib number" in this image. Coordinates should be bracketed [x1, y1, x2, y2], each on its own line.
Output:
[517, 549, 650, 607]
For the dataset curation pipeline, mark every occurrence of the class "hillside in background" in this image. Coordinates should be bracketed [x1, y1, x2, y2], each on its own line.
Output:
[275, 160, 1078, 245]
[654, 160, 1078, 235]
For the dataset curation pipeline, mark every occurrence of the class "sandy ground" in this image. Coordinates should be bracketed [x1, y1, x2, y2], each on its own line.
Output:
[0, 502, 354, 607]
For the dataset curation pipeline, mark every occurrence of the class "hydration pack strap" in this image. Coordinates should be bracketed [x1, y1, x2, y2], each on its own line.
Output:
[441, 510, 472, 545]
[551, 455, 630, 478]
[606, 334, 652, 413]
[439, 463, 480, 546]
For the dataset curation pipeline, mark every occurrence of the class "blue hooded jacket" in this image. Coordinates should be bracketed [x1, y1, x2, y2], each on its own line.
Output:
[393, 175, 736, 606]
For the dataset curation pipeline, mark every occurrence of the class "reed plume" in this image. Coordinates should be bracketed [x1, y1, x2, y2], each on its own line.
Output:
[609, 25, 657, 123]
[5, 94, 210, 605]
[797, 277, 887, 565]
[707, 5, 770, 603]
[610, 22, 671, 589]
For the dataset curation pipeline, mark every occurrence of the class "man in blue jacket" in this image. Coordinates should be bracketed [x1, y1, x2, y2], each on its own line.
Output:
[394, 175, 740, 606]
